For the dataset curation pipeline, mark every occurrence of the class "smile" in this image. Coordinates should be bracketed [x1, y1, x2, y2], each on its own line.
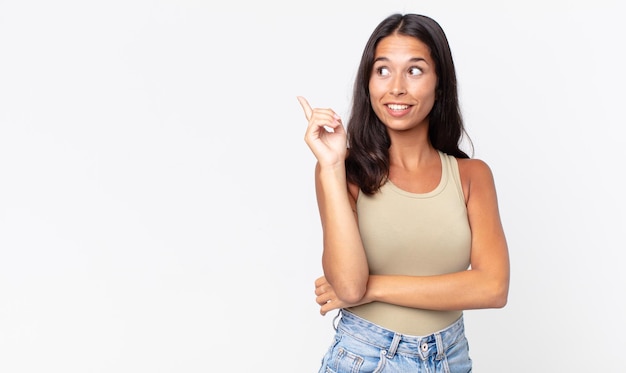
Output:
[386, 104, 410, 111]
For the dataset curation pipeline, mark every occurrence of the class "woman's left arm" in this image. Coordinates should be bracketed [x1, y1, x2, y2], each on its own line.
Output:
[315, 159, 510, 315]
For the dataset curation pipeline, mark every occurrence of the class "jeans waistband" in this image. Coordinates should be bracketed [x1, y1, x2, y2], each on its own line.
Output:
[336, 309, 466, 360]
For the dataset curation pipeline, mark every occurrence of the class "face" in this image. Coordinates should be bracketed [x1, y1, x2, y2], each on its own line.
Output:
[369, 34, 438, 133]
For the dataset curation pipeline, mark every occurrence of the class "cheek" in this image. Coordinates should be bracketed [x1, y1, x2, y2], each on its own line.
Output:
[419, 91, 437, 114]
[368, 76, 388, 97]
[368, 83, 382, 106]
[413, 84, 437, 105]
[368, 86, 384, 110]
[369, 96, 384, 119]
[368, 81, 378, 99]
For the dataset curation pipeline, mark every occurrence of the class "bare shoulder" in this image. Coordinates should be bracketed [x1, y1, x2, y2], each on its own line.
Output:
[456, 158, 497, 201]
[457, 157, 494, 180]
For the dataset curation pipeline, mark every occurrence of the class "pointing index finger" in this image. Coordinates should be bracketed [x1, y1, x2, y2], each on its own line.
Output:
[296, 96, 313, 121]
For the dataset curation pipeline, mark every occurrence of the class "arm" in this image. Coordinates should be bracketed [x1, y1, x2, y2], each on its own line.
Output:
[298, 97, 369, 304]
[315, 164, 369, 304]
[315, 159, 509, 314]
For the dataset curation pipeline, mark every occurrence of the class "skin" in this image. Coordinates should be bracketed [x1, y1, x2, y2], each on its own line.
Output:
[298, 33, 510, 316]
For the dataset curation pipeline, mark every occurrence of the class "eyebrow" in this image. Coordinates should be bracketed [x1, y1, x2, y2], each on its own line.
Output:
[373, 57, 427, 63]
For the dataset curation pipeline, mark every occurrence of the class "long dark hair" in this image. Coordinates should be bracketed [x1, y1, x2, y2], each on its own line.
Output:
[345, 13, 472, 195]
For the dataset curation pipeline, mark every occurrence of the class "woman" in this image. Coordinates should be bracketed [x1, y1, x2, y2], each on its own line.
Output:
[298, 13, 509, 372]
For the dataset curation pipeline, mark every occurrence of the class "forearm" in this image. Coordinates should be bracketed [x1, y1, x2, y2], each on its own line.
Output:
[316, 165, 369, 303]
[364, 269, 509, 311]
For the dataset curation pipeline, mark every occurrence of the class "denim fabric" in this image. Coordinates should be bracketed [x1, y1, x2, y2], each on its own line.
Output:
[319, 310, 472, 373]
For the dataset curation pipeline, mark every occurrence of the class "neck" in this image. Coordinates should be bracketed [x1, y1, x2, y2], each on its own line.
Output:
[389, 143, 438, 171]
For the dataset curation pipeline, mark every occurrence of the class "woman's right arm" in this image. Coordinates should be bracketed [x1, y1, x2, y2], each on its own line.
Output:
[315, 163, 368, 304]
[298, 96, 369, 304]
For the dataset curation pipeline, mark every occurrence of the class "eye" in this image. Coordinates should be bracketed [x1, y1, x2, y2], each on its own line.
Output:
[376, 66, 391, 76]
[409, 67, 423, 76]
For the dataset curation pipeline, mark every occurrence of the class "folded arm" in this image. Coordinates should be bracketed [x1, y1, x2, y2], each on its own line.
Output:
[315, 159, 510, 315]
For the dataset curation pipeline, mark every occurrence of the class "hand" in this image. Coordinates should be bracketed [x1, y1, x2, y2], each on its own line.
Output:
[297, 96, 347, 168]
[314, 275, 348, 316]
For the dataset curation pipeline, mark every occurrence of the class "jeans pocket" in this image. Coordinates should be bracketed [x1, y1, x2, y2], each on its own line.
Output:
[330, 347, 365, 372]
[442, 336, 472, 373]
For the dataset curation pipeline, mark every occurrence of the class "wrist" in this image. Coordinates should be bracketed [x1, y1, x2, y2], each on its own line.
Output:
[317, 161, 345, 176]
[317, 163, 347, 186]
[363, 275, 377, 303]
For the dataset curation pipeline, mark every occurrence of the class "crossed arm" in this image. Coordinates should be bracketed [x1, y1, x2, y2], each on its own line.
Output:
[297, 95, 509, 317]
[313, 158, 510, 316]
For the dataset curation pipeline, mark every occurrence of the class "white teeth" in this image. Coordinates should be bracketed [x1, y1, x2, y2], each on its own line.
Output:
[387, 104, 409, 110]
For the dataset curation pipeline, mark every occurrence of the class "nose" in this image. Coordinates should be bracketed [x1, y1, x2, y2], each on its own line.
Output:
[390, 76, 406, 96]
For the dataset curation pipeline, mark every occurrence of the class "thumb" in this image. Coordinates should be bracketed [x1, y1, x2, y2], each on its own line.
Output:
[296, 96, 313, 121]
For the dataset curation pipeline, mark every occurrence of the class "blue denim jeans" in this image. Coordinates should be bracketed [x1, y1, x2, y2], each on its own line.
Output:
[318, 310, 472, 373]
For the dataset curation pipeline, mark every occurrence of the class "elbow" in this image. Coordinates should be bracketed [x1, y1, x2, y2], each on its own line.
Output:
[334, 282, 367, 305]
[487, 280, 509, 309]
[491, 290, 508, 309]
[474, 267, 509, 309]
[323, 263, 369, 304]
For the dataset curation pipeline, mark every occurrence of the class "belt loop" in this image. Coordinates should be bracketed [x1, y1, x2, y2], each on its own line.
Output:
[434, 333, 445, 360]
[386, 333, 401, 358]
[332, 309, 342, 332]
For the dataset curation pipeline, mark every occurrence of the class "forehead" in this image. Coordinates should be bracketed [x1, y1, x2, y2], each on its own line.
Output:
[374, 34, 432, 61]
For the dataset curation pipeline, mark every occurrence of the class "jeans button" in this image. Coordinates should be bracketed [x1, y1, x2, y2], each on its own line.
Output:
[421, 342, 428, 352]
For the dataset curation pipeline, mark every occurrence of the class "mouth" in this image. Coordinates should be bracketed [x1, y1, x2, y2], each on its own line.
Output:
[386, 104, 411, 111]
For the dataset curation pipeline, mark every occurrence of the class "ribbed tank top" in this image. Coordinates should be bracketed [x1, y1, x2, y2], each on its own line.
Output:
[348, 151, 471, 336]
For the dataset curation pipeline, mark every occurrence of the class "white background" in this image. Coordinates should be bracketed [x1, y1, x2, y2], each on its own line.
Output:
[1, 1, 624, 372]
